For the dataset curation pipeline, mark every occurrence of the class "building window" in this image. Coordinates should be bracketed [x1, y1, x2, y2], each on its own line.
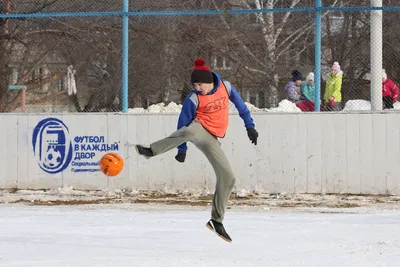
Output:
[30, 69, 36, 81]
[213, 55, 233, 70]
[39, 67, 46, 77]
[56, 76, 65, 91]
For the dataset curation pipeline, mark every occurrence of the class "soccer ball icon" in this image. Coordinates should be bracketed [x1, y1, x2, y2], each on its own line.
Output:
[44, 146, 62, 168]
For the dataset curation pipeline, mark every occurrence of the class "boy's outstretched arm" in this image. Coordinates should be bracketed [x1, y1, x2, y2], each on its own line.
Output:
[225, 81, 259, 145]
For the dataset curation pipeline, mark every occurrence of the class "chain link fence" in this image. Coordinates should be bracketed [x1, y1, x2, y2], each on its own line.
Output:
[0, 0, 399, 113]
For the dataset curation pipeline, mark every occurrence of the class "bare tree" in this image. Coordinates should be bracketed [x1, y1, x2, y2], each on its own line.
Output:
[203, 0, 348, 108]
[2, 0, 394, 111]
[0, 0, 123, 112]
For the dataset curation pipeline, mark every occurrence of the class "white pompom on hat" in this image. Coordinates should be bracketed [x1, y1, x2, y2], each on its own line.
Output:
[306, 72, 314, 82]
[332, 61, 341, 71]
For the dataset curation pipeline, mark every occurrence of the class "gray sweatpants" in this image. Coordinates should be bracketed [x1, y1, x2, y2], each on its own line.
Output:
[150, 119, 235, 223]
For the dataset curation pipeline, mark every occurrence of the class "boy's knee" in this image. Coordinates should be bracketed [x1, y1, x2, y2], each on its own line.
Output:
[223, 174, 235, 188]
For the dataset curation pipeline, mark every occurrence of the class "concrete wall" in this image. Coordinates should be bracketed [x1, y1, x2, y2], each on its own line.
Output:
[1, 113, 399, 195]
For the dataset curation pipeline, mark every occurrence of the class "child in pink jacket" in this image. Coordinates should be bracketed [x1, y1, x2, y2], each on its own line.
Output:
[382, 69, 399, 109]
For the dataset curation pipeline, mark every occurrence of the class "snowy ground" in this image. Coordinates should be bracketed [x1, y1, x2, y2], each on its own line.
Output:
[1, 203, 400, 267]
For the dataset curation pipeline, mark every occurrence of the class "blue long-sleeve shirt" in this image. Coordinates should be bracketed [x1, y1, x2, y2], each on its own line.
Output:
[177, 72, 255, 153]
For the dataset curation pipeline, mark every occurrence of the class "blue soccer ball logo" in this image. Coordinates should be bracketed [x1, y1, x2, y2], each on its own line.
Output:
[44, 146, 62, 167]
[32, 118, 73, 174]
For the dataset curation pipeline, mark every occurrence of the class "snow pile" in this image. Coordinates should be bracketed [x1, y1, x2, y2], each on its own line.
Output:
[128, 102, 182, 114]
[128, 101, 266, 114]
[342, 100, 371, 111]
[126, 99, 400, 114]
[228, 102, 264, 113]
[394, 101, 400, 109]
[244, 102, 263, 112]
[267, 99, 302, 112]
[148, 102, 182, 113]
[127, 100, 295, 114]
[127, 107, 146, 113]
[343, 100, 400, 111]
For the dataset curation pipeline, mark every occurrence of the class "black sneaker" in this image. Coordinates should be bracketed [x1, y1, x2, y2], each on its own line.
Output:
[135, 145, 153, 159]
[206, 219, 232, 243]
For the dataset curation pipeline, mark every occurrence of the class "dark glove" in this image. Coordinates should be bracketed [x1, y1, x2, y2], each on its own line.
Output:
[247, 128, 258, 145]
[175, 152, 186, 163]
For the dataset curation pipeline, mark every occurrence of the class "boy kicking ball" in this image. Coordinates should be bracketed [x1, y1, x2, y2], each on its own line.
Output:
[136, 58, 258, 242]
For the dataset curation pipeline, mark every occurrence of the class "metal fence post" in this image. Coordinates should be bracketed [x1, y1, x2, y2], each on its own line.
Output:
[122, 0, 129, 113]
[314, 0, 322, 112]
[370, 0, 383, 111]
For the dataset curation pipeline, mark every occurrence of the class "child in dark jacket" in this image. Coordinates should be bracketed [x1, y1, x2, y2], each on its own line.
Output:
[135, 58, 259, 243]
[284, 70, 314, 111]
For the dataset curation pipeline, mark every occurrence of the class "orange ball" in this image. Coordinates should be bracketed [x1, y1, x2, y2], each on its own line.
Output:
[99, 152, 124, 176]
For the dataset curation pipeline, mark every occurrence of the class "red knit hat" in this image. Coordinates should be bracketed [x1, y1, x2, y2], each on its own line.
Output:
[191, 58, 214, 84]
